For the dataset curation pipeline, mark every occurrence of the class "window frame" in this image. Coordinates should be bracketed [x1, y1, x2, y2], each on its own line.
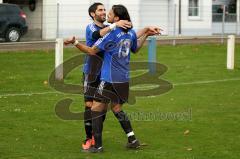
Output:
[188, 0, 201, 20]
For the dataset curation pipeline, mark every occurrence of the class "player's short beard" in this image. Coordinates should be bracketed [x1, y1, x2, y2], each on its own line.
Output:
[96, 15, 106, 23]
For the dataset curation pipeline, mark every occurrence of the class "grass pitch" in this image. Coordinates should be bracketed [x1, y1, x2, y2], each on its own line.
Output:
[0, 44, 240, 159]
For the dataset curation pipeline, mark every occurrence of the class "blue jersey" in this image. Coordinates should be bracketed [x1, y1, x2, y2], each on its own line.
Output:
[83, 23, 105, 75]
[95, 27, 137, 83]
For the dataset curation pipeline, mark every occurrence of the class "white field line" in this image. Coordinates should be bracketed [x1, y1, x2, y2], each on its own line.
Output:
[130, 78, 240, 90]
[0, 78, 240, 97]
[0, 91, 60, 97]
[173, 78, 240, 86]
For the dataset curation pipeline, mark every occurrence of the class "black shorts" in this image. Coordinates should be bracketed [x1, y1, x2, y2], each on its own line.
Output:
[82, 73, 101, 102]
[94, 81, 129, 105]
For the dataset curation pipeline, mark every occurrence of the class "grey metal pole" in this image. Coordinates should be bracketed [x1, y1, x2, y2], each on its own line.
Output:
[173, 4, 177, 46]
[238, 2, 240, 35]
[236, 13, 238, 35]
[221, 5, 226, 44]
[179, 0, 182, 35]
[57, 3, 60, 38]
[41, 0, 43, 40]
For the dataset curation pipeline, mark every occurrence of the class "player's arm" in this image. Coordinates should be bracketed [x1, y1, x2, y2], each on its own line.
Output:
[134, 33, 148, 53]
[133, 27, 162, 53]
[136, 26, 162, 39]
[64, 36, 99, 55]
[92, 20, 132, 39]
[136, 28, 148, 39]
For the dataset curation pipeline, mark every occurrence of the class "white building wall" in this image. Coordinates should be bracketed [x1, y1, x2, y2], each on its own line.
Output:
[42, 0, 57, 40]
[108, 0, 140, 31]
[139, 0, 168, 35]
[238, 0, 240, 34]
[41, 0, 239, 39]
[168, 0, 179, 36]
[57, 0, 90, 39]
[57, 0, 140, 39]
[180, 0, 212, 35]
[42, 0, 171, 39]
[167, 0, 174, 35]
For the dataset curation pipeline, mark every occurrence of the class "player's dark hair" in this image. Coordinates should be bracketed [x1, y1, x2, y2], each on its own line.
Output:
[112, 4, 132, 32]
[88, 2, 103, 20]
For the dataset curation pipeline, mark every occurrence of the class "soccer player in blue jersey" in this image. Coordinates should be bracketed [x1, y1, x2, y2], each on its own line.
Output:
[80, 3, 132, 150]
[65, 4, 161, 153]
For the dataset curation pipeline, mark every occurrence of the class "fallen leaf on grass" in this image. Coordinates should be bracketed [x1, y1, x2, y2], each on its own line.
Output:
[184, 129, 190, 135]
[184, 147, 193, 151]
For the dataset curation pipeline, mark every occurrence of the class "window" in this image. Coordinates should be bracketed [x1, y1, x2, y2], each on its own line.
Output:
[212, 0, 237, 22]
[188, 0, 199, 17]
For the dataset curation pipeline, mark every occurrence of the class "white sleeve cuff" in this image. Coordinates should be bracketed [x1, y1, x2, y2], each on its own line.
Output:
[109, 23, 116, 31]
[73, 40, 79, 46]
